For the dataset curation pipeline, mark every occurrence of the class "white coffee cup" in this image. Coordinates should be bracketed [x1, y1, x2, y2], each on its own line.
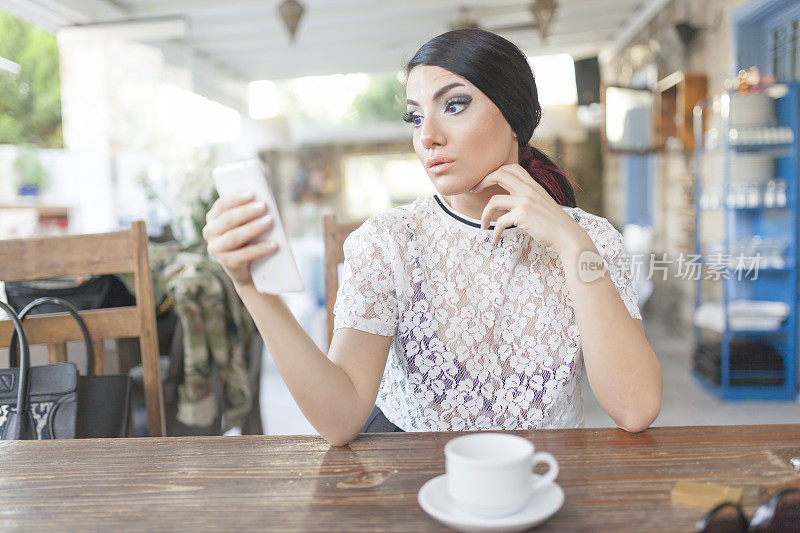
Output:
[444, 433, 559, 517]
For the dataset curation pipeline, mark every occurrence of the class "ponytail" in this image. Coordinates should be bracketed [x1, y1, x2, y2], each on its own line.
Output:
[519, 145, 580, 208]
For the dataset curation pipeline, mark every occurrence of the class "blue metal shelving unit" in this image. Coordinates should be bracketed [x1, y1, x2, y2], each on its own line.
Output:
[693, 81, 799, 401]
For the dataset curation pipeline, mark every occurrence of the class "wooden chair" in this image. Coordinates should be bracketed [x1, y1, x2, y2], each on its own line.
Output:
[0, 221, 166, 436]
[322, 213, 364, 346]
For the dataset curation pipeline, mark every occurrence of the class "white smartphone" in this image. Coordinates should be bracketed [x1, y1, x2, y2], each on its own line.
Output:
[212, 159, 306, 294]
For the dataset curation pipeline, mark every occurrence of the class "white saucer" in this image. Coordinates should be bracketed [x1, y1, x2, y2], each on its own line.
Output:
[417, 474, 565, 532]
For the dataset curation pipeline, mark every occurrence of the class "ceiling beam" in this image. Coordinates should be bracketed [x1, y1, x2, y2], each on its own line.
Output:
[237, 41, 605, 81]
[32, 0, 129, 23]
[2, 0, 252, 106]
[58, 16, 190, 42]
[519, 41, 608, 61]
[219, 31, 609, 81]
[130, 0, 642, 26]
[207, 23, 613, 63]
[186, 0, 639, 30]
[192, 9, 630, 50]
[600, 0, 673, 62]
[0, 0, 72, 30]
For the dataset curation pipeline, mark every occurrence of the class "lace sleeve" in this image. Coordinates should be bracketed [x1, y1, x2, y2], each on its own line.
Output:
[333, 218, 399, 336]
[581, 216, 642, 320]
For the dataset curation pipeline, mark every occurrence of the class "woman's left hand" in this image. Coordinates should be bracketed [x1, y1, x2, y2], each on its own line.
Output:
[471, 163, 585, 253]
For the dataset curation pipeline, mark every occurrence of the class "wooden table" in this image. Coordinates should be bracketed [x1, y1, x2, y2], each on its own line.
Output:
[0, 425, 798, 531]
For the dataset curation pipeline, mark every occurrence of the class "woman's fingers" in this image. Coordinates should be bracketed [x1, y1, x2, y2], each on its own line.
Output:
[480, 194, 519, 230]
[492, 212, 517, 245]
[219, 240, 279, 272]
[207, 191, 254, 221]
[471, 165, 530, 195]
[208, 215, 273, 256]
[203, 199, 268, 241]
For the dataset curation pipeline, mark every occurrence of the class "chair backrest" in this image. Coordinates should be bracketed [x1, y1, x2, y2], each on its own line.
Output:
[322, 213, 363, 346]
[0, 221, 166, 436]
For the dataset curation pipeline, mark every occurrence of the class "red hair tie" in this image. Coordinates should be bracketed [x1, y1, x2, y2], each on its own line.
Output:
[521, 156, 582, 206]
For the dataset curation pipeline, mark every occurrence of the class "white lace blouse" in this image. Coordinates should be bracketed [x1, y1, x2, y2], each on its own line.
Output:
[333, 194, 641, 431]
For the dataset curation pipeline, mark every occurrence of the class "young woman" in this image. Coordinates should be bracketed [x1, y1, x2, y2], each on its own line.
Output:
[202, 29, 662, 445]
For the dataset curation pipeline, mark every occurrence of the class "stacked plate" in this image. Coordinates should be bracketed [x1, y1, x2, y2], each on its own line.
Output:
[694, 300, 790, 332]
[729, 93, 776, 128]
[729, 153, 774, 185]
[693, 341, 784, 386]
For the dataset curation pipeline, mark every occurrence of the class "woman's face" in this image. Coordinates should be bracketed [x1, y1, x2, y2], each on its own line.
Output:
[405, 65, 518, 196]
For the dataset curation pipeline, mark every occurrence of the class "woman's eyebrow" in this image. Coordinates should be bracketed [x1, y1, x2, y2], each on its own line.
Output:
[406, 82, 465, 106]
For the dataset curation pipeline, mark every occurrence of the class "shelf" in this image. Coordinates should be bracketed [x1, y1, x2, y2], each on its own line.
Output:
[728, 126, 794, 147]
[730, 141, 795, 150]
[694, 323, 791, 336]
[727, 326, 792, 336]
[692, 80, 799, 402]
[698, 260, 792, 273]
[0, 203, 69, 219]
[654, 71, 708, 151]
[692, 371, 795, 400]
[698, 205, 792, 212]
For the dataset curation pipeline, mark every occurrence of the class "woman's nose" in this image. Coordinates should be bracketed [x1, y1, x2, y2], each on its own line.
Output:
[420, 115, 446, 149]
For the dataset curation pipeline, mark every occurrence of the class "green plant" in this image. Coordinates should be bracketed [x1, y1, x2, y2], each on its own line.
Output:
[0, 11, 63, 147]
[14, 144, 49, 190]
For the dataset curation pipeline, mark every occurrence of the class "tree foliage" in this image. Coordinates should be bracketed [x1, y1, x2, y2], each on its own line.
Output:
[347, 73, 406, 123]
[0, 11, 63, 147]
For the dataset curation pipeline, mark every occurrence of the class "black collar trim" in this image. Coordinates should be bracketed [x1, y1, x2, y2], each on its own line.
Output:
[433, 195, 516, 230]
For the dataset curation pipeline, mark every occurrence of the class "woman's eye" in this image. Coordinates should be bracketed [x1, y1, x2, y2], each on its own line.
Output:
[402, 111, 423, 127]
[445, 99, 470, 114]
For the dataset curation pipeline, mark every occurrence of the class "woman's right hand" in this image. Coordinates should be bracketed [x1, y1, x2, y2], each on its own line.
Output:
[202, 191, 278, 287]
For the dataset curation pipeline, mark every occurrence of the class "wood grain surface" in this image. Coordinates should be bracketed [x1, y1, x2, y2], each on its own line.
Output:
[0, 425, 798, 532]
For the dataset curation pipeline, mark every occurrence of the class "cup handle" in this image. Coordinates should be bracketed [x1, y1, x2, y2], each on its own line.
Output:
[531, 451, 559, 491]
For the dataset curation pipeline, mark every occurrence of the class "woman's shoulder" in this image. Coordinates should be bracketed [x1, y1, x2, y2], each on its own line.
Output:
[560, 205, 620, 235]
[348, 195, 432, 243]
[561, 206, 627, 259]
[355, 196, 432, 233]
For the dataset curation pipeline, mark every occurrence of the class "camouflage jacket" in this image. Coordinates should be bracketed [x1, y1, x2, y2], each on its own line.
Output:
[123, 242, 255, 431]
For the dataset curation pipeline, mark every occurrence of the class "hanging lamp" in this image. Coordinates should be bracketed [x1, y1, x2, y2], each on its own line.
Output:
[529, 0, 559, 42]
[278, 0, 305, 42]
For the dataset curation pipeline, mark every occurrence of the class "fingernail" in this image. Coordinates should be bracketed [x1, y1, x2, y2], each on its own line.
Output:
[254, 201, 267, 210]
[261, 215, 272, 225]
[240, 191, 253, 200]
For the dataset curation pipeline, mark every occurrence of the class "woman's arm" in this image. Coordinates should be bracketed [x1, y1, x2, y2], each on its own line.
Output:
[469, 164, 662, 432]
[235, 284, 391, 445]
[203, 193, 391, 445]
[556, 230, 663, 433]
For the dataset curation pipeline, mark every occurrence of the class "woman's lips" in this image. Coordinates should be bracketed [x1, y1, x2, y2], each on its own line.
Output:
[429, 161, 455, 174]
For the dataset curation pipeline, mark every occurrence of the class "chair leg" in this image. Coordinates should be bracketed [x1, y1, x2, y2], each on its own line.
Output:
[132, 220, 166, 437]
[243, 333, 264, 435]
[47, 343, 67, 364]
[140, 334, 166, 437]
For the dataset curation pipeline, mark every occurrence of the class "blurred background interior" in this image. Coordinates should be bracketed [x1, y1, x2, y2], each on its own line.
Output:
[1, 0, 799, 435]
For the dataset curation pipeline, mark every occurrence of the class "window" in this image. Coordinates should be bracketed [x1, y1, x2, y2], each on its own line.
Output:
[343, 153, 434, 219]
[766, 9, 800, 81]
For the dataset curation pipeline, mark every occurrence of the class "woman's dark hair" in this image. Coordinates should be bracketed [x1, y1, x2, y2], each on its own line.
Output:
[405, 28, 579, 207]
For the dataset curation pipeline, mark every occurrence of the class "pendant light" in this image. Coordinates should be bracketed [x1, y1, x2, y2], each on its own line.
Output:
[529, 0, 559, 41]
[278, 0, 305, 42]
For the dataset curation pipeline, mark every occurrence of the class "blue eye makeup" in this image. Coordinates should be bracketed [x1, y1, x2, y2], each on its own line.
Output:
[402, 94, 472, 127]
